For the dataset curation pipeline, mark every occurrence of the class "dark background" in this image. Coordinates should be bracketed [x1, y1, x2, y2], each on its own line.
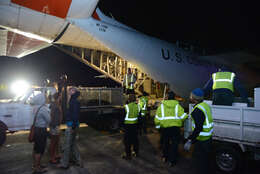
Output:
[0, 0, 259, 98]
[99, 0, 260, 51]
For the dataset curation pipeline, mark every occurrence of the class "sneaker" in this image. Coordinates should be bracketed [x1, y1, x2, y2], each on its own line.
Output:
[168, 162, 176, 167]
[32, 165, 47, 170]
[33, 167, 48, 174]
[161, 157, 167, 163]
[121, 153, 132, 160]
[132, 151, 139, 157]
[75, 161, 84, 168]
[57, 164, 69, 170]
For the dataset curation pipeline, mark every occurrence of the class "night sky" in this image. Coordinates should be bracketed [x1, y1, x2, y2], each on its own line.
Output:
[99, 0, 260, 51]
[0, 0, 260, 98]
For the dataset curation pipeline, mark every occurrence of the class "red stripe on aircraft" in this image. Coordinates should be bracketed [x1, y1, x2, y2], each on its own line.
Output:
[11, 0, 72, 19]
[92, 11, 100, 21]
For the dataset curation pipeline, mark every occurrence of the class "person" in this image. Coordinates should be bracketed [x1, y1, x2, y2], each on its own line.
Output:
[138, 91, 149, 135]
[58, 87, 82, 169]
[203, 68, 248, 106]
[32, 93, 50, 174]
[57, 74, 68, 120]
[154, 91, 187, 166]
[122, 68, 136, 94]
[121, 94, 140, 160]
[49, 92, 62, 164]
[184, 88, 213, 174]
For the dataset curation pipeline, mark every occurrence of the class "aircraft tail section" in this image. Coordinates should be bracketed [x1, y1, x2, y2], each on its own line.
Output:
[92, 8, 136, 32]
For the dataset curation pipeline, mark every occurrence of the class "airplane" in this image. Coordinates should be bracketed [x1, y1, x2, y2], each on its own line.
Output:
[0, 0, 259, 99]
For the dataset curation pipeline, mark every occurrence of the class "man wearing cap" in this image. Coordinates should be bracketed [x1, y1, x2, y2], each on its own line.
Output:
[58, 87, 82, 169]
[154, 91, 187, 167]
[203, 68, 248, 106]
[184, 88, 213, 174]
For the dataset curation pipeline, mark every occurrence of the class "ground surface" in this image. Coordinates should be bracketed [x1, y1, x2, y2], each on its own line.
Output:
[0, 124, 259, 174]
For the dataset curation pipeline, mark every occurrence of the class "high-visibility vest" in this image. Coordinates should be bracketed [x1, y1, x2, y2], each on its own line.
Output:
[125, 74, 135, 89]
[124, 102, 140, 124]
[212, 72, 235, 92]
[138, 96, 148, 117]
[154, 100, 187, 128]
[191, 102, 214, 141]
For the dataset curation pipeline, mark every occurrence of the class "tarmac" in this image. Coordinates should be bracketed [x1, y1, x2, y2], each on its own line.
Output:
[0, 124, 259, 174]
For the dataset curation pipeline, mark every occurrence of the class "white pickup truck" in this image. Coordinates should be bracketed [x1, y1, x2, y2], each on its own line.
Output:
[0, 87, 56, 146]
[184, 87, 260, 173]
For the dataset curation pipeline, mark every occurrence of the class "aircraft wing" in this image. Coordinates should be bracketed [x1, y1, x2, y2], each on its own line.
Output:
[0, 28, 51, 58]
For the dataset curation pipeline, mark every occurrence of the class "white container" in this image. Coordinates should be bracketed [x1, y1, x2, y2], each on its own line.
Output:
[255, 88, 260, 108]
[204, 100, 247, 107]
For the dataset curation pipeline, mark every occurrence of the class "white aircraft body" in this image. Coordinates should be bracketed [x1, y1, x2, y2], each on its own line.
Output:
[0, 0, 258, 98]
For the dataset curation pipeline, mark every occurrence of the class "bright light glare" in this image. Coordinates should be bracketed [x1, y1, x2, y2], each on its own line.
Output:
[11, 80, 30, 96]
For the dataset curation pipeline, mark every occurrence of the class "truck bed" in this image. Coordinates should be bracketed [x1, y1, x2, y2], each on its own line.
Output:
[185, 101, 260, 147]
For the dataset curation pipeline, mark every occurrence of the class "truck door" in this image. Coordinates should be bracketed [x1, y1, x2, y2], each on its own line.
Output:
[0, 103, 20, 131]
[16, 103, 34, 130]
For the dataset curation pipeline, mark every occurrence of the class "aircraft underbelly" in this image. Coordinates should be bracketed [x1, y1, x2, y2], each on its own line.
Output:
[55, 24, 111, 52]
[0, 2, 68, 42]
[59, 18, 214, 97]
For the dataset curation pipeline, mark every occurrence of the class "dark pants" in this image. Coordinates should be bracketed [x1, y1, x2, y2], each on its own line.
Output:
[193, 138, 212, 174]
[33, 127, 47, 154]
[139, 116, 147, 134]
[124, 124, 139, 156]
[213, 89, 234, 106]
[125, 88, 135, 95]
[161, 127, 180, 163]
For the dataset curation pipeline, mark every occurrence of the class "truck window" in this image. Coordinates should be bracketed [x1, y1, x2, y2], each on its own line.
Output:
[25, 91, 41, 104]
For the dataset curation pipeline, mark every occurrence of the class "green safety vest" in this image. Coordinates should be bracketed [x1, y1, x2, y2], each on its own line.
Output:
[191, 102, 214, 141]
[154, 100, 187, 128]
[124, 102, 140, 124]
[212, 72, 235, 92]
[125, 74, 135, 89]
[138, 96, 148, 117]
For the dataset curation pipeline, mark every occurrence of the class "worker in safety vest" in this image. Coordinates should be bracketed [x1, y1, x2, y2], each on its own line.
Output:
[122, 68, 136, 95]
[184, 88, 213, 174]
[154, 91, 187, 167]
[203, 68, 248, 106]
[138, 91, 149, 135]
[121, 94, 140, 160]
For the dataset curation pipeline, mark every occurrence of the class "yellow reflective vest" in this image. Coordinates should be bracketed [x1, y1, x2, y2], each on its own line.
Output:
[154, 100, 187, 128]
[124, 74, 135, 89]
[138, 96, 148, 117]
[191, 102, 214, 141]
[124, 102, 140, 124]
[212, 72, 235, 92]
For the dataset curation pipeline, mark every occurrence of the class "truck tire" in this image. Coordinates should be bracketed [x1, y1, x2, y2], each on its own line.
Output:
[0, 122, 7, 146]
[215, 146, 242, 173]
